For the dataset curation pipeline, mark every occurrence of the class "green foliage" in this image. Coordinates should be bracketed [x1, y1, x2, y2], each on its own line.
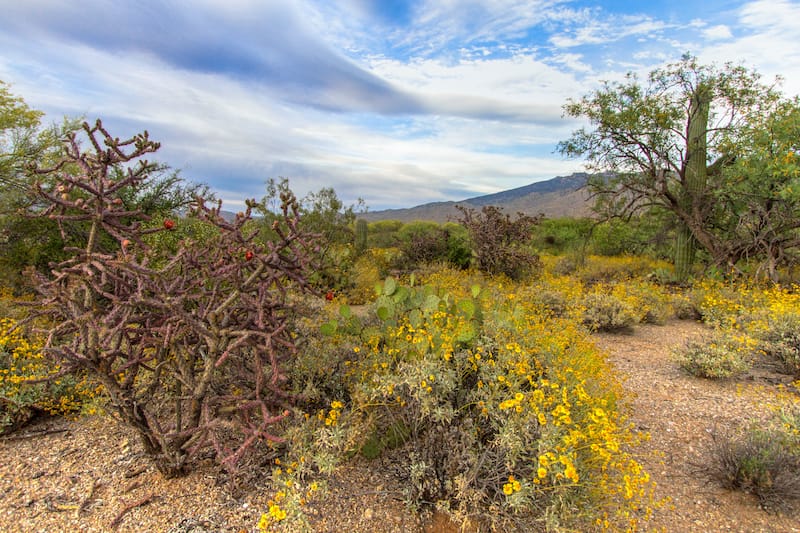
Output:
[0, 82, 210, 291]
[0, 83, 83, 289]
[300, 269, 654, 530]
[442, 221, 472, 269]
[1, 80, 46, 188]
[366, 219, 403, 248]
[589, 215, 671, 258]
[533, 217, 593, 254]
[674, 332, 751, 379]
[559, 54, 800, 280]
[259, 178, 366, 291]
[714, 98, 800, 280]
[112, 166, 211, 216]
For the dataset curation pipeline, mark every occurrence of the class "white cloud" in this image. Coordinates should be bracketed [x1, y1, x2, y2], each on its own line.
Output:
[4, 0, 800, 212]
[702, 24, 733, 40]
[548, 13, 669, 48]
[698, 0, 800, 96]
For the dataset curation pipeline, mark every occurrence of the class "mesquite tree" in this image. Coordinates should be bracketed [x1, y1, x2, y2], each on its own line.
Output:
[29, 120, 317, 476]
[559, 54, 795, 281]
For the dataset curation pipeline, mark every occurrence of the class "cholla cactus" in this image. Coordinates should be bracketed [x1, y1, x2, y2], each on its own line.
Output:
[29, 120, 317, 476]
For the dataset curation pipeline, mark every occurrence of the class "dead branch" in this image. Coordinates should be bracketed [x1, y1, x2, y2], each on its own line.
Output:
[110, 493, 157, 529]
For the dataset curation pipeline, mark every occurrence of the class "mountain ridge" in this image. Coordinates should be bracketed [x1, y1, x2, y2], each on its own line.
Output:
[360, 172, 594, 223]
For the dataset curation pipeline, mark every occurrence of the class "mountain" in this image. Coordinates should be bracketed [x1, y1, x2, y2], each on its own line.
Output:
[360, 173, 595, 223]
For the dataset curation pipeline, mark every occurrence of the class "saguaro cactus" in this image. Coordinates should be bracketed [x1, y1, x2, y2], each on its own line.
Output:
[354, 218, 368, 255]
[675, 84, 711, 282]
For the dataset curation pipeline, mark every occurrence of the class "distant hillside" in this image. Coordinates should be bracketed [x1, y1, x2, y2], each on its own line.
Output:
[360, 173, 595, 223]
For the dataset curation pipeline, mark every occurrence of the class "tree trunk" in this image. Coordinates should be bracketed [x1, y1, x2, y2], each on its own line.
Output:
[675, 84, 711, 282]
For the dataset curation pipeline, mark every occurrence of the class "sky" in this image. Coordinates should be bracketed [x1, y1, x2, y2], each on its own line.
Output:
[2, 0, 800, 211]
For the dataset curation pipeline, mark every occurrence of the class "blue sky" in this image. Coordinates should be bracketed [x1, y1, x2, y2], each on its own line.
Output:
[2, 0, 799, 210]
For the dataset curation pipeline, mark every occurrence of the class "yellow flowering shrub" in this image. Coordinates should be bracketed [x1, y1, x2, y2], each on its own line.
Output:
[674, 331, 752, 379]
[611, 280, 672, 325]
[256, 456, 324, 532]
[581, 285, 639, 333]
[574, 255, 673, 284]
[0, 317, 100, 432]
[305, 268, 655, 531]
[688, 280, 800, 375]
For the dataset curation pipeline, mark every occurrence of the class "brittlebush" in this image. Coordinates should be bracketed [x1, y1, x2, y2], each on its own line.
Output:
[297, 268, 655, 531]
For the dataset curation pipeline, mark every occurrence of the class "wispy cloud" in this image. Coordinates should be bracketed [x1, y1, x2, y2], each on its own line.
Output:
[2, 0, 799, 210]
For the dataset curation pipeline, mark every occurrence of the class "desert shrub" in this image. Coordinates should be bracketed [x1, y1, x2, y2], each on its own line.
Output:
[308, 270, 654, 531]
[671, 293, 702, 320]
[577, 255, 673, 284]
[346, 251, 385, 305]
[756, 312, 800, 376]
[674, 332, 751, 379]
[455, 205, 541, 281]
[530, 288, 569, 318]
[611, 280, 673, 325]
[0, 317, 99, 433]
[397, 221, 451, 267]
[552, 255, 580, 276]
[260, 179, 363, 292]
[518, 273, 585, 322]
[27, 121, 318, 477]
[581, 289, 638, 333]
[532, 217, 593, 254]
[588, 215, 670, 258]
[367, 219, 403, 248]
[442, 222, 472, 269]
[709, 425, 800, 510]
[690, 280, 751, 329]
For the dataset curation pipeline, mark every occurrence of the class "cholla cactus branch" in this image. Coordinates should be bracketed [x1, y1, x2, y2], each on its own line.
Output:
[27, 120, 317, 477]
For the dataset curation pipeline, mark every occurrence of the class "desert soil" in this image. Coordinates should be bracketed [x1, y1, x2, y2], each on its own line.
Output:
[1, 319, 799, 532]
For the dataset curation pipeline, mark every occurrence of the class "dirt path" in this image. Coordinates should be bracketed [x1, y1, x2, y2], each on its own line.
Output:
[594, 320, 800, 533]
[1, 320, 798, 532]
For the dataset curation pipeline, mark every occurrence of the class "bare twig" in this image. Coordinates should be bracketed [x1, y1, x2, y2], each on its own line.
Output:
[1, 428, 69, 441]
[110, 493, 157, 529]
[76, 478, 104, 516]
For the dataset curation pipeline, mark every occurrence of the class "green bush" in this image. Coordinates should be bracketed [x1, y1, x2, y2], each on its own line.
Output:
[581, 291, 637, 333]
[674, 333, 751, 379]
[442, 222, 471, 269]
[588, 215, 670, 258]
[757, 312, 800, 376]
[300, 270, 655, 531]
[533, 217, 593, 254]
[367, 219, 404, 248]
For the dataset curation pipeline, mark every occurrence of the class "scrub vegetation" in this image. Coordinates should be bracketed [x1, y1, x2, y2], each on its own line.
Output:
[2, 55, 800, 531]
